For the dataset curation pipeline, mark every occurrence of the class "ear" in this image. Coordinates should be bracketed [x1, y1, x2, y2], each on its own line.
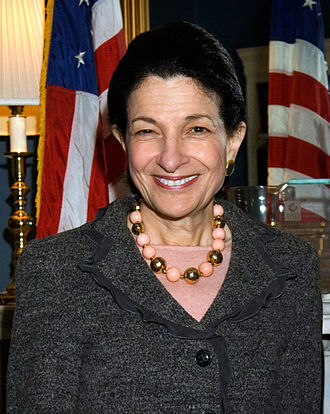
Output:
[226, 122, 246, 162]
[111, 125, 127, 153]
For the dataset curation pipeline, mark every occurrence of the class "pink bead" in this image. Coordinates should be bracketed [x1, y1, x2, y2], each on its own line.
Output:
[142, 245, 156, 259]
[136, 233, 150, 247]
[199, 262, 213, 277]
[213, 204, 224, 217]
[166, 267, 182, 282]
[212, 227, 225, 240]
[129, 211, 142, 224]
[212, 238, 225, 251]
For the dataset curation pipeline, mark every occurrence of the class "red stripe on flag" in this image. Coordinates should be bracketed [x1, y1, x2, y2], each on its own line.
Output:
[87, 121, 110, 222]
[268, 72, 330, 121]
[268, 136, 330, 178]
[36, 85, 76, 238]
[104, 134, 127, 183]
[87, 132, 127, 221]
[94, 29, 126, 95]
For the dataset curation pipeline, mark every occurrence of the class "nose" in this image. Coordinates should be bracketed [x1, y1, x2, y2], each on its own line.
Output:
[156, 136, 189, 173]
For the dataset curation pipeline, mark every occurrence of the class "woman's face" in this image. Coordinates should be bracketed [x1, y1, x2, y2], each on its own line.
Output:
[116, 76, 245, 220]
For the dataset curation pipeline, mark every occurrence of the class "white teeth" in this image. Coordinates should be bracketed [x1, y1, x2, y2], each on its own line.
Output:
[157, 175, 197, 186]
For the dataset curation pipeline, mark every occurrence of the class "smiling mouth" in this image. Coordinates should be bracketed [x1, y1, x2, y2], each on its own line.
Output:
[154, 175, 198, 188]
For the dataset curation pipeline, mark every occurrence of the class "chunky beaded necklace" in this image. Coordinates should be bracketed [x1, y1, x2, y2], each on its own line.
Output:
[129, 201, 226, 284]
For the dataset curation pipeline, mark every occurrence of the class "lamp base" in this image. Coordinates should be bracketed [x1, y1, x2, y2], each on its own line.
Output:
[2, 151, 35, 305]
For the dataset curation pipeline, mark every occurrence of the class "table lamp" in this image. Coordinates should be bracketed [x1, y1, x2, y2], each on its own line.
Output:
[0, 0, 44, 303]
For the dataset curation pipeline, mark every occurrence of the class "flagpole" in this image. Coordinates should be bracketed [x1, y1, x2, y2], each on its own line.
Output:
[120, 0, 150, 45]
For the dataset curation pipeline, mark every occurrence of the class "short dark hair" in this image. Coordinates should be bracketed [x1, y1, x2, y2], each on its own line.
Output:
[107, 21, 246, 136]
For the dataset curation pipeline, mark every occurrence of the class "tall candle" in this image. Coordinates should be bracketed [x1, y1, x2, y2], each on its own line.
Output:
[9, 116, 27, 152]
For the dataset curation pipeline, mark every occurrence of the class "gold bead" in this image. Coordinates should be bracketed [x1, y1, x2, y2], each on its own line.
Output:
[133, 202, 141, 211]
[183, 267, 200, 284]
[207, 250, 223, 266]
[150, 257, 167, 273]
[132, 222, 144, 235]
[213, 216, 225, 228]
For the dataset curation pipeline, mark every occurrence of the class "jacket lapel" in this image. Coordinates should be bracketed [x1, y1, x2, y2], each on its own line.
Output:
[200, 201, 296, 330]
[88, 197, 203, 330]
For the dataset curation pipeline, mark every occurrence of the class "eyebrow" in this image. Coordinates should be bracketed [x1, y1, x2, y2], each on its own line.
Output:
[185, 114, 216, 125]
[131, 114, 217, 126]
[130, 117, 156, 125]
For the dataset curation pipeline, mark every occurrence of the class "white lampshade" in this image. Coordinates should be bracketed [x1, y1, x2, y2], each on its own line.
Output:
[0, 0, 44, 106]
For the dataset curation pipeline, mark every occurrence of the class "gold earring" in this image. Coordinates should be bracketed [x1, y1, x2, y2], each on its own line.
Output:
[225, 160, 235, 177]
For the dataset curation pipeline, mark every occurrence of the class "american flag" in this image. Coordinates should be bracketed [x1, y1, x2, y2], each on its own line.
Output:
[36, 0, 128, 239]
[267, 0, 330, 218]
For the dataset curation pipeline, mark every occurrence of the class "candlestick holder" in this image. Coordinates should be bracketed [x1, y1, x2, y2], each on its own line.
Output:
[0, 151, 35, 304]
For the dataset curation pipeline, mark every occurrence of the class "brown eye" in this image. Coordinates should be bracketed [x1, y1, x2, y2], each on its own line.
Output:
[191, 126, 208, 133]
[136, 129, 153, 135]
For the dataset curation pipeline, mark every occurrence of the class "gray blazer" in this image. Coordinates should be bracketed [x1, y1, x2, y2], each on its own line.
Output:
[7, 198, 322, 413]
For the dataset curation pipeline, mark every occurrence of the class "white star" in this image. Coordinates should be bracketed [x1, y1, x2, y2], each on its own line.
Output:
[74, 51, 86, 68]
[302, 0, 317, 11]
[79, 0, 89, 5]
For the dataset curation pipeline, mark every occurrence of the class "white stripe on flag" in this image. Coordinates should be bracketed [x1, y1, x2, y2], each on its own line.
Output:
[269, 39, 329, 88]
[92, 0, 123, 50]
[267, 167, 286, 186]
[58, 92, 99, 232]
[268, 167, 313, 184]
[268, 104, 330, 155]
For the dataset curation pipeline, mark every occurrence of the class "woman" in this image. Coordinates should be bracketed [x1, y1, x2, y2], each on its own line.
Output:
[7, 22, 322, 413]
